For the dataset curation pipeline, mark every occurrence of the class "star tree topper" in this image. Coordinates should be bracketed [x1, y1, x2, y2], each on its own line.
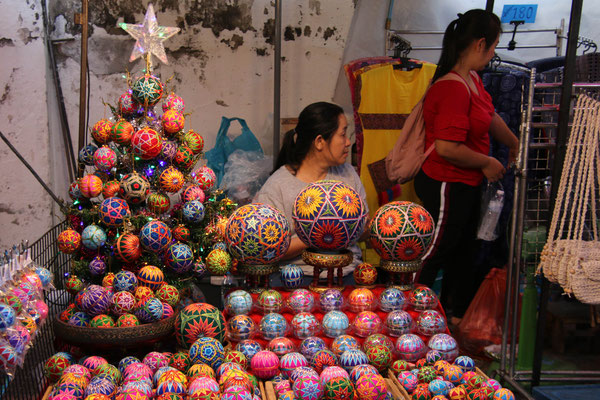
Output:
[119, 3, 180, 65]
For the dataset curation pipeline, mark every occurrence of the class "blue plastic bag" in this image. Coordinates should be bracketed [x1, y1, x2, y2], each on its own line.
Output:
[205, 117, 263, 186]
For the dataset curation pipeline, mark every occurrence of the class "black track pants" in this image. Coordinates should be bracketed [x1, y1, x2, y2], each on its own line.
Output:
[414, 169, 482, 318]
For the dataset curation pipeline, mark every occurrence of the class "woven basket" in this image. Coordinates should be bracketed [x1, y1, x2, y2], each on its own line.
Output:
[53, 315, 175, 347]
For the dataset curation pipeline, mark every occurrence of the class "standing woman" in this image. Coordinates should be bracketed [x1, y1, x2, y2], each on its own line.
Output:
[255, 102, 368, 285]
[415, 9, 518, 325]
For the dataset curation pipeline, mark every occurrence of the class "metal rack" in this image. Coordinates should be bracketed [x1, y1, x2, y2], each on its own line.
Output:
[386, 19, 565, 57]
[496, 74, 600, 399]
[0, 222, 71, 400]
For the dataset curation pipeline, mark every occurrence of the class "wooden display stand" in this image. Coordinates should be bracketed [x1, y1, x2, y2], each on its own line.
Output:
[380, 260, 422, 290]
[302, 248, 353, 293]
[239, 263, 279, 292]
[262, 380, 275, 400]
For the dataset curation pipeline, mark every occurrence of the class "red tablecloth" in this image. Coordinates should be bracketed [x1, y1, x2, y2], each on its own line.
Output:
[226, 285, 450, 350]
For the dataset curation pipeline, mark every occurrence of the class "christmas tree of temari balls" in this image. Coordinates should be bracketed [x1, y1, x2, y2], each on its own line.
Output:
[293, 180, 367, 251]
[54, 4, 238, 338]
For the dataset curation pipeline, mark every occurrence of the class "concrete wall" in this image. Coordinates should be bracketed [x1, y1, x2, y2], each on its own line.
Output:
[0, 0, 54, 250]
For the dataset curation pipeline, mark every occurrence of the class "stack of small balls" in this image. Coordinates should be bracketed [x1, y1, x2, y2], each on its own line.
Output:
[392, 353, 515, 400]
[43, 344, 266, 400]
[230, 333, 398, 400]
[59, 266, 179, 329]
[0, 265, 53, 376]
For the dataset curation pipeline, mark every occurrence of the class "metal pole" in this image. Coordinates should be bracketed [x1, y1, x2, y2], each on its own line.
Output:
[76, 0, 89, 161]
[407, 44, 558, 51]
[517, 370, 600, 376]
[273, 0, 282, 170]
[510, 68, 536, 377]
[557, 19, 565, 56]
[390, 28, 559, 35]
[500, 131, 521, 374]
[496, 371, 536, 400]
[42, 0, 76, 181]
[532, 0, 584, 389]
[0, 130, 63, 208]
[500, 68, 534, 376]
[386, 0, 394, 30]
[486, 0, 495, 13]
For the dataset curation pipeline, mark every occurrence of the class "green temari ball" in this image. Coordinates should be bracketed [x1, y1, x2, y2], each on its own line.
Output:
[175, 303, 226, 348]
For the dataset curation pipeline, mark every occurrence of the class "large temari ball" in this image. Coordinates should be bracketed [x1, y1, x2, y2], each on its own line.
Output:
[225, 203, 291, 265]
[293, 180, 367, 251]
[175, 303, 226, 348]
[369, 201, 434, 261]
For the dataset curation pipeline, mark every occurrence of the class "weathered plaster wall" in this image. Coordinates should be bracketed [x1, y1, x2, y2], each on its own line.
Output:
[49, 0, 354, 160]
[0, 0, 355, 250]
[0, 0, 54, 250]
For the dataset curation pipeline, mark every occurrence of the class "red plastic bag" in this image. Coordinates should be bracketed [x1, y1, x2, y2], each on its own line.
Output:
[456, 268, 506, 354]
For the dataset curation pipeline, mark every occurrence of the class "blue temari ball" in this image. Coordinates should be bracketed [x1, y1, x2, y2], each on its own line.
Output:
[113, 270, 138, 292]
[225, 290, 253, 316]
[280, 264, 304, 290]
[183, 200, 205, 224]
[139, 220, 172, 253]
[165, 242, 194, 273]
[81, 224, 107, 250]
[78, 144, 98, 165]
[135, 297, 164, 322]
[69, 311, 91, 327]
[99, 197, 131, 228]
[118, 356, 141, 375]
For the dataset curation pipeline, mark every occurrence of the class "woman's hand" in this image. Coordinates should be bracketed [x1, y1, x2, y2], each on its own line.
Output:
[508, 142, 519, 167]
[281, 236, 309, 261]
[482, 156, 505, 182]
[490, 113, 519, 167]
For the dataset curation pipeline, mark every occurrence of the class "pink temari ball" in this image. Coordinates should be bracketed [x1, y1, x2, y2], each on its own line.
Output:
[250, 350, 279, 379]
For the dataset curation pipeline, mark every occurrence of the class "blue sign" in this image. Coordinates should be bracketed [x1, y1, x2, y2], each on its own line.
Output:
[501, 4, 538, 23]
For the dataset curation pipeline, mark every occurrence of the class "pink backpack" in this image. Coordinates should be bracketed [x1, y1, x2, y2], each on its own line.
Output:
[384, 72, 472, 184]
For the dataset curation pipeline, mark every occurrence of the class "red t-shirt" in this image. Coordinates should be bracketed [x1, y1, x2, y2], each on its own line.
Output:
[421, 71, 495, 186]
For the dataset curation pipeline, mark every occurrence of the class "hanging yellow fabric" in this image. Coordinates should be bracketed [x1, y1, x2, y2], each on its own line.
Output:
[357, 62, 437, 216]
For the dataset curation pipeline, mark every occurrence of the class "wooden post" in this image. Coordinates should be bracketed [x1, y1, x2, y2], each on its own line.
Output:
[313, 266, 320, 287]
[327, 267, 334, 287]
[75, 0, 89, 165]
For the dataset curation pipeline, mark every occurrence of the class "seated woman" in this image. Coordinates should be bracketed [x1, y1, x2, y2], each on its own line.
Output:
[254, 102, 368, 286]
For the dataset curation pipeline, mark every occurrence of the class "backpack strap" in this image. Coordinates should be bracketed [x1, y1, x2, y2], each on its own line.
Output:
[435, 72, 472, 99]
[422, 72, 473, 158]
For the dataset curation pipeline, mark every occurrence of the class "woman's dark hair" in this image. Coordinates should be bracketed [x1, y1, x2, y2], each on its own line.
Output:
[274, 101, 344, 173]
[432, 9, 501, 82]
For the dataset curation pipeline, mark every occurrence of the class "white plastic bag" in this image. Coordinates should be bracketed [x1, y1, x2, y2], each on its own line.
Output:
[477, 181, 504, 241]
[220, 150, 273, 205]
